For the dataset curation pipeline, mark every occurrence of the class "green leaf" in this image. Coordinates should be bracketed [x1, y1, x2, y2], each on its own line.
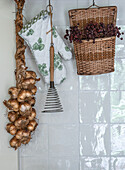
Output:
[60, 78, 66, 84]
[38, 37, 42, 44]
[52, 26, 56, 31]
[39, 44, 45, 51]
[29, 29, 33, 33]
[38, 64, 42, 69]
[56, 61, 60, 66]
[65, 46, 70, 52]
[54, 63, 58, 69]
[38, 64, 43, 72]
[58, 65, 63, 70]
[54, 54, 59, 60]
[27, 29, 34, 36]
[22, 29, 25, 33]
[54, 35, 57, 38]
[33, 43, 39, 50]
[44, 70, 49, 76]
[20, 30, 23, 34]
[26, 32, 30, 36]
[42, 63, 47, 69]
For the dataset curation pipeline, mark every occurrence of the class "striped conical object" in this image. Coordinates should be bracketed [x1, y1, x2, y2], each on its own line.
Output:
[42, 86, 63, 113]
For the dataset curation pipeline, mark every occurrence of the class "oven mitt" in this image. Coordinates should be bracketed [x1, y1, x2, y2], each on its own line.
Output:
[18, 10, 72, 85]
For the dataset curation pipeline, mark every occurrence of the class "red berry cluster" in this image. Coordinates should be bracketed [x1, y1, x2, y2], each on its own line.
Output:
[64, 25, 82, 43]
[64, 22, 124, 43]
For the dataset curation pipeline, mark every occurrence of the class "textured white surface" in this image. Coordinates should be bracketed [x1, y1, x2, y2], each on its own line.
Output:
[8, 0, 125, 169]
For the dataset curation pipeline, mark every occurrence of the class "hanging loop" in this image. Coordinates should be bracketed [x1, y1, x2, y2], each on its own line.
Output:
[49, 0, 51, 6]
[93, 0, 95, 6]
[46, 0, 53, 12]
[87, 0, 100, 9]
[46, 4, 53, 13]
[46, 0, 53, 13]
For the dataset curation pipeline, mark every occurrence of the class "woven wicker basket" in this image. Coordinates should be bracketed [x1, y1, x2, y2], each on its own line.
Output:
[69, 6, 117, 75]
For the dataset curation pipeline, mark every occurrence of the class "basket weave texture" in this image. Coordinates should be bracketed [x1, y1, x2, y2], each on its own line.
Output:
[69, 6, 117, 75]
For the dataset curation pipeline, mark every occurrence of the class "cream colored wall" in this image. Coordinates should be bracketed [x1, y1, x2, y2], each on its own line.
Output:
[0, 0, 18, 170]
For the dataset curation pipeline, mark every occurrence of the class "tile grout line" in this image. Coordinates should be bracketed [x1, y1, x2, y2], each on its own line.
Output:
[38, 122, 125, 125]
[109, 71, 112, 170]
[18, 148, 21, 170]
[109, 0, 112, 167]
[78, 74, 81, 170]
[21, 155, 125, 158]
[47, 124, 49, 170]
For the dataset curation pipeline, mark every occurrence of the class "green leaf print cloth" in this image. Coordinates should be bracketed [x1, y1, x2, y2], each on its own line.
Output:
[18, 10, 72, 85]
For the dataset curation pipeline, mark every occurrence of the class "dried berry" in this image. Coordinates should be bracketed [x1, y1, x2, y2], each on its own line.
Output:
[64, 22, 124, 43]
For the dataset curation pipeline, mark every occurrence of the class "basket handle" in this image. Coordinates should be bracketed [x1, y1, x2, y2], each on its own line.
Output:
[87, 0, 100, 9]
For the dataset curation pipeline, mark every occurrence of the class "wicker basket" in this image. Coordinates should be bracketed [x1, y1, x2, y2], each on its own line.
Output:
[69, 6, 117, 75]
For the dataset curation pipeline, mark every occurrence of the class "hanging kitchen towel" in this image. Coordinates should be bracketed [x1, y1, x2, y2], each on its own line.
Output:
[18, 10, 72, 85]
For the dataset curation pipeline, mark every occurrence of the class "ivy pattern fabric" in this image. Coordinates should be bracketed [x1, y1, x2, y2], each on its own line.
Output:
[18, 10, 72, 85]
[32, 38, 45, 51]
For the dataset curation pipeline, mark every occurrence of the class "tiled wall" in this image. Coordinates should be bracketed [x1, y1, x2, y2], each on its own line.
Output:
[19, 0, 125, 169]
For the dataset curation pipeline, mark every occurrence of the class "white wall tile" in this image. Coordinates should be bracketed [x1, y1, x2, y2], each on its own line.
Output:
[48, 90, 79, 124]
[21, 124, 48, 157]
[110, 59, 125, 90]
[111, 124, 125, 156]
[80, 124, 110, 156]
[79, 91, 110, 124]
[115, 25, 125, 59]
[80, 157, 110, 170]
[35, 90, 51, 123]
[23, 0, 47, 23]
[78, 1, 89, 8]
[89, 0, 109, 7]
[79, 74, 110, 91]
[111, 91, 125, 123]
[111, 157, 125, 170]
[53, 0, 77, 26]
[48, 124, 79, 157]
[21, 156, 48, 170]
[48, 157, 79, 170]
[109, 0, 125, 25]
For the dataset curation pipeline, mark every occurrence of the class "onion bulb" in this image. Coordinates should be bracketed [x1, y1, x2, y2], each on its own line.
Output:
[16, 129, 31, 144]
[10, 137, 21, 150]
[28, 108, 36, 121]
[28, 97, 36, 106]
[3, 99, 19, 112]
[22, 130, 31, 138]
[22, 78, 36, 88]
[8, 111, 18, 122]
[21, 130, 31, 144]
[31, 86, 37, 95]
[17, 90, 32, 102]
[26, 71, 37, 79]
[6, 123, 17, 135]
[8, 87, 19, 99]
[16, 130, 23, 140]
[19, 102, 32, 116]
[27, 120, 38, 132]
[15, 116, 29, 129]
[21, 136, 31, 145]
